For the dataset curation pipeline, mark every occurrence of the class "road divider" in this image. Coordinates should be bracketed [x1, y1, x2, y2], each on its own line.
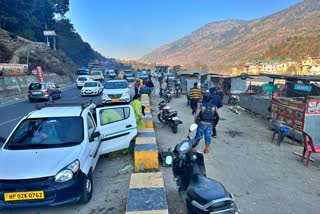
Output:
[126, 94, 168, 213]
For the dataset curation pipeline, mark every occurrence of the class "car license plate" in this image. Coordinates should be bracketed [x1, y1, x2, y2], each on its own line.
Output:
[172, 117, 179, 120]
[32, 92, 41, 95]
[111, 98, 120, 102]
[4, 191, 44, 201]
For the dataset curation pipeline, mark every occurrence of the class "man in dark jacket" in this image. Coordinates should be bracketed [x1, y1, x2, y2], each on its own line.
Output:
[209, 87, 223, 137]
[193, 93, 217, 154]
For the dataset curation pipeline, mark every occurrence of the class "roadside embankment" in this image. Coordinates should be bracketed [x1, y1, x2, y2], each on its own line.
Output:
[0, 73, 75, 104]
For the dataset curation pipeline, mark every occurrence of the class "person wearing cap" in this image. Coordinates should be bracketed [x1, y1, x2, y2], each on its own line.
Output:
[130, 94, 146, 129]
[193, 93, 217, 154]
[189, 82, 201, 114]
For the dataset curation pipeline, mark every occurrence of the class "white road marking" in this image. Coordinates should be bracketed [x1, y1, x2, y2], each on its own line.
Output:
[0, 117, 22, 126]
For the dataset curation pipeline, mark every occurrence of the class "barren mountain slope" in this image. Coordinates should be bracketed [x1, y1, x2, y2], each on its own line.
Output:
[141, 0, 320, 72]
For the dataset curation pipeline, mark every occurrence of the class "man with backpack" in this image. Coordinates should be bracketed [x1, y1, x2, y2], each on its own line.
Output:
[209, 87, 223, 137]
[193, 93, 217, 154]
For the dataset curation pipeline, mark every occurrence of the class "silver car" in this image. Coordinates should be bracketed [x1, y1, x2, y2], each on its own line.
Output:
[28, 82, 62, 102]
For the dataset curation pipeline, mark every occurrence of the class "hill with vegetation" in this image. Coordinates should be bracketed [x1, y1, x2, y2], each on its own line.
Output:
[0, 0, 107, 72]
[141, 0, 320, 73]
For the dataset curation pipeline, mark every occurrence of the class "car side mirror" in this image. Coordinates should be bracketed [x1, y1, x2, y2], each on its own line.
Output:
[90, 131, 100, 142]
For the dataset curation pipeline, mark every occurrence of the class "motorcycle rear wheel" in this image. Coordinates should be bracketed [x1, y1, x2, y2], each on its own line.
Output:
[158, 113, 165, 124]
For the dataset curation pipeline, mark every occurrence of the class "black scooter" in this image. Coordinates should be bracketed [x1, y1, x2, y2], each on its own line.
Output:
[165, 124, 240, 214]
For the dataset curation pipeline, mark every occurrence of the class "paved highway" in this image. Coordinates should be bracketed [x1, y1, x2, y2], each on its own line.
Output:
[0, 81, 135, 139]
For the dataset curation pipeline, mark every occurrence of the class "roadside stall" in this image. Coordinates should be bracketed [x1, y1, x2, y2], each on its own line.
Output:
[263, 74, 320, 144]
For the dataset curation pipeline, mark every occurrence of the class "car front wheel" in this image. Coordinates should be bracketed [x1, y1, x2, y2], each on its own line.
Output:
[79, 172, 93, 204]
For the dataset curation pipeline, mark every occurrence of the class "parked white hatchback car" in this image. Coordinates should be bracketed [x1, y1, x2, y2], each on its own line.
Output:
[102, 79, 131, 104]
[81, 81, 103, 96]
[0, 101, 137, 208]
[76, 75, 93, 88]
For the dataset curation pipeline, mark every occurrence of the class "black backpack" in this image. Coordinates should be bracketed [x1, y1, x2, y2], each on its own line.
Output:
[199, 103, 215, 122]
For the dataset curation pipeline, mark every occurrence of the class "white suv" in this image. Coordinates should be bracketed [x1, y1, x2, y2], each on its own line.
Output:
[102, 79, 131, 104]
[76, 75, 93, 88]
[0, 101, 137, 208]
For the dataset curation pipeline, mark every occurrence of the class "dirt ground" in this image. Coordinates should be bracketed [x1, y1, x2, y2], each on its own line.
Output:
[151, 80, 320, 214]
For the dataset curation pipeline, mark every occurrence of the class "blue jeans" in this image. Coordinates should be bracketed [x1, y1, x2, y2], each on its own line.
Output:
[194, 122, 213, 147]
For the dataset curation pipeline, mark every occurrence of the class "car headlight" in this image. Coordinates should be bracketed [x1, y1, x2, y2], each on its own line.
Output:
[55, 160, 80, 182]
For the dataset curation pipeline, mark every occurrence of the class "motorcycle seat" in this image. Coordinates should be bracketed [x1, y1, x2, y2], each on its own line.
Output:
[187, 174, 230, 209]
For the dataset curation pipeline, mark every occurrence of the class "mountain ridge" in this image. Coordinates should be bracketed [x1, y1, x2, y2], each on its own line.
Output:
[141, 0, 320, 73]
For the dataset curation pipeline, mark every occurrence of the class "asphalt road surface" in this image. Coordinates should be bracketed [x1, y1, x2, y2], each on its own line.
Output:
[0, 82, 135, 139]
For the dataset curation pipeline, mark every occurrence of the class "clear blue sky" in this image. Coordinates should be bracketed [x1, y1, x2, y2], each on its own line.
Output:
[67, 0, 302, 60]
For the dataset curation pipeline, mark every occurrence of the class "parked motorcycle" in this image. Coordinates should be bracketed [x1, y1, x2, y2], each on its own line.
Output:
[157, 100, 182, 133]
[165, 124, 241, 214]
[163, 86, 173, 103]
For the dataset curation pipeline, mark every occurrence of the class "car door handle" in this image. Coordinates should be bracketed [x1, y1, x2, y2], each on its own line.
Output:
[126, 125, 132, 128]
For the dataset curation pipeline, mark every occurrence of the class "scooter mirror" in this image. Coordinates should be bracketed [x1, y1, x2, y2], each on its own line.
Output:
[189, 124, 198, 132]
[165, 156, 173, 165]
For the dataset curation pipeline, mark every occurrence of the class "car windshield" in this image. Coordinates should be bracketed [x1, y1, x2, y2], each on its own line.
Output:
[92, 71, 101, 75]
[29, 83, 45, 90]
[126, 74, 133, 77]
[5, 117, 83, 150]
[104, 81, 127, 89]
[78, 77, 87, 81]
[84, 82, 97, 87]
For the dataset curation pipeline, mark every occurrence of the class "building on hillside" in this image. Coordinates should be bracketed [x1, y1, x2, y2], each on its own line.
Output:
[301, 57, 320, 75]
[307, 65, 320, 75]
[276, 58, 299, 74]
[244, 58, 299, 75]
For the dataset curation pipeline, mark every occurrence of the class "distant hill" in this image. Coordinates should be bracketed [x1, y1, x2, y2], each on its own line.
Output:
[141, 0, 320, 73]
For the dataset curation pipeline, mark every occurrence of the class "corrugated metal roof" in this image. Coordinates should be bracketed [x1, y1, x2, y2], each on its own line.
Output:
[260, 73, 320, 81]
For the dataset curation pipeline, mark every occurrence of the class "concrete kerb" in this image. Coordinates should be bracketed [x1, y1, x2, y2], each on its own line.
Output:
[126, 94, 169, 213]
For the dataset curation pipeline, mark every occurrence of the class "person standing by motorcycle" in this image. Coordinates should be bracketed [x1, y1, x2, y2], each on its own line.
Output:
[189, 82, 201, 115]
[194, 93, 217, 154]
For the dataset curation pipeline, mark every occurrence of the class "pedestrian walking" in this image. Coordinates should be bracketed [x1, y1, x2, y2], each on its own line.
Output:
[193, 93, 217, 154]
[209, 87, 223, 137]
[189, 82, 201, 114]
[134, 80, 140, 96]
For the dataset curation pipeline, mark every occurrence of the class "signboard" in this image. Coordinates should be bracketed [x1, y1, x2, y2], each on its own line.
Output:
[36, 66, 45, 83]
[0, 63, 28, 76]
[43, 30, 56, 36]
[294, 84, 312, 92]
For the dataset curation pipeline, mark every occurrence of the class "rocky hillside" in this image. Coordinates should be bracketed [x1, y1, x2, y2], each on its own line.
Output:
[0, 28, 78, 75]
[141, 0, 320, 73]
